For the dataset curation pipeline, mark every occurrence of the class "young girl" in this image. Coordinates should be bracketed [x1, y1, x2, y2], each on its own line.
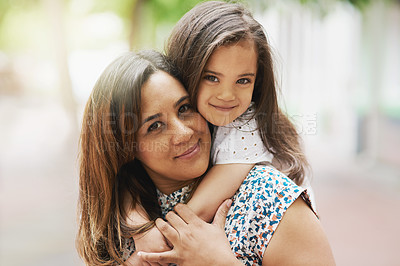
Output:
[130, 0, 313, 259]
[167, 0, 312, 217]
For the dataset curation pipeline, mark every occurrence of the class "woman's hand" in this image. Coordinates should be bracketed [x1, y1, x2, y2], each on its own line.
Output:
[139, 199, 243, 266]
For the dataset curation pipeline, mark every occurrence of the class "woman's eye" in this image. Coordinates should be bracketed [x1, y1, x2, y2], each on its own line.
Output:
[237, 78, 251, 85]
[204, 75, 219, 82]
[178, 104, 193, 114]
[147, 121, 163, 132]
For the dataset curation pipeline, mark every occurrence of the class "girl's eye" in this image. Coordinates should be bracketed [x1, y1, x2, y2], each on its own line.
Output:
[147, 121, 163, 132]
[237, 78, 251, 85]
[178, 103, 193, 114]
[204, 75, 219, 82]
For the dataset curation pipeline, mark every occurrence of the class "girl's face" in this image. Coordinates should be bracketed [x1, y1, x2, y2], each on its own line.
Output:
[197, 39, 258, 126]
[135, 71, 211, 195]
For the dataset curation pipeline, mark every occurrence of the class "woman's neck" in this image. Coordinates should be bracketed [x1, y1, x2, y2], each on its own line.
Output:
[156, 179, 194, 195]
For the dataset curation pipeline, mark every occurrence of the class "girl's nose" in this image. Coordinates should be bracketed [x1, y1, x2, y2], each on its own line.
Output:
[216, 85, 235, 101]
[170, 119, 194, 145]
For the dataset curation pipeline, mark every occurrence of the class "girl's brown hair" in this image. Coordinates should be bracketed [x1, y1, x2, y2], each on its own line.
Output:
[76, 50, 181, 265]
[166, 1, 309, 184]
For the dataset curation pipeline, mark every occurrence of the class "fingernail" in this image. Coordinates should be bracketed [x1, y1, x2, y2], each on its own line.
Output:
[226, 199, 232, 208]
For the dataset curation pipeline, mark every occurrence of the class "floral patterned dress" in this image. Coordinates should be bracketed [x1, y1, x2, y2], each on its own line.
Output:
[123, 165, 314, 265]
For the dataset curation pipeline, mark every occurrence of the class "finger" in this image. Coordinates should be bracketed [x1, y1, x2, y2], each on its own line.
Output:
[173, 203, 202, 225]
[138, 250, 178, 265]
[147, 261, 162, 266]
[123, 251, 149, 266]
[212, 199, 232, 229]
[155, 218, 179, 245]
[165, 209, 188, 229]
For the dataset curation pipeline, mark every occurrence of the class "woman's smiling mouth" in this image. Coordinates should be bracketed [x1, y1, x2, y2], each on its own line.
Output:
[175, 141, 201, 159]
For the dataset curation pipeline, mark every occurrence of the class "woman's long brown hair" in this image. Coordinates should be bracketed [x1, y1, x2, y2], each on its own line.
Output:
[166, 1, 309, 185]
[76, 50, 181, 265]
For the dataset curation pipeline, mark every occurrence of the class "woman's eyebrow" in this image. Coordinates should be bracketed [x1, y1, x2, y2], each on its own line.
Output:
[142, 113, 161, 126]
[174, 96, 189, 108]
[141, 96, 189, 126]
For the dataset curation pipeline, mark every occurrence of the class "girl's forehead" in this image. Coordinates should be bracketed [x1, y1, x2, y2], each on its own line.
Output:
[206, 40, 257, 66]
[214, 39, 256, 54]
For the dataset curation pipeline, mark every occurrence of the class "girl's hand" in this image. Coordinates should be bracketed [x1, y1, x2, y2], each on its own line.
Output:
[139, 199, 243, 266]
[125, 226, 171, 266]
[133, 225, 172, 253]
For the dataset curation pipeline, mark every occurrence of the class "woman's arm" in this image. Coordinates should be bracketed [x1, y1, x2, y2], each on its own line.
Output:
[262, 198, 335, 266]
[187, 163, 253, 222]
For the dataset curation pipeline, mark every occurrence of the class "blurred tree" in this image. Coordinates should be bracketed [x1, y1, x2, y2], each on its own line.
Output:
[122, 0, 394, 49]
[99, 0, 203, 50]
[84, 0, 202, 49]
[297, 0, 371, 10]
[42, 0, 78, 131]
[0, 0, 40, 25]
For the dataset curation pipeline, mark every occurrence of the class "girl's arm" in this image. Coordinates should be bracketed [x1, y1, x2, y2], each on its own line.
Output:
[186, 163, 253, 222]
[125, 164, 252, 262]
[125, 202, 171, 256]
[138, 200, 243, 266]
[139, 199, 335, 266]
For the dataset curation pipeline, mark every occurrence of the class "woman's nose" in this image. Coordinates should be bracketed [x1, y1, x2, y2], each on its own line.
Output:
[216, 85, 235, 101]
[170, 119, 194, 145]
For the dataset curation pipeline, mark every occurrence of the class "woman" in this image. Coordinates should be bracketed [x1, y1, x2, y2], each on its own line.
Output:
[76, 49, 208, 265]
[76, 50, 334, 265]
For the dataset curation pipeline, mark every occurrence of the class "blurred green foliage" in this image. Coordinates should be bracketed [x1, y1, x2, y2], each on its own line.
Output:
[299, 0, 371, 9]
[0, 0, 46, 52]
[0, 0, 42, 26]
[0, 0, 385, 51]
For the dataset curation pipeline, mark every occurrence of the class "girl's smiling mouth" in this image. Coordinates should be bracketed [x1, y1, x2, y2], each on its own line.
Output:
[209, 104, 236, 112]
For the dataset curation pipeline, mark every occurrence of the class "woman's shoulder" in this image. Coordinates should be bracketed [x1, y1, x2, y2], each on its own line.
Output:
[244, 165, 315, 211]
[230, 164, 308, 225]
[225, 165, 314, 263]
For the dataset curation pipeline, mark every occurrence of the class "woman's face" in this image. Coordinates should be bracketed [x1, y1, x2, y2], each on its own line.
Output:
[135, 71, 211, 194]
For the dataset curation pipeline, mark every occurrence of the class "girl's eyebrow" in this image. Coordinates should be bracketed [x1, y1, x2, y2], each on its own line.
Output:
[238, 73, 255, 77]
[204, 70, 255, 77]
[204, 70, 222, 76]
[141, 96, 189, 126]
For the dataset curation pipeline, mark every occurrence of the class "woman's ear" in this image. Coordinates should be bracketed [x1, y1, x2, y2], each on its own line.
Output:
[132, 141, 139, 155]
